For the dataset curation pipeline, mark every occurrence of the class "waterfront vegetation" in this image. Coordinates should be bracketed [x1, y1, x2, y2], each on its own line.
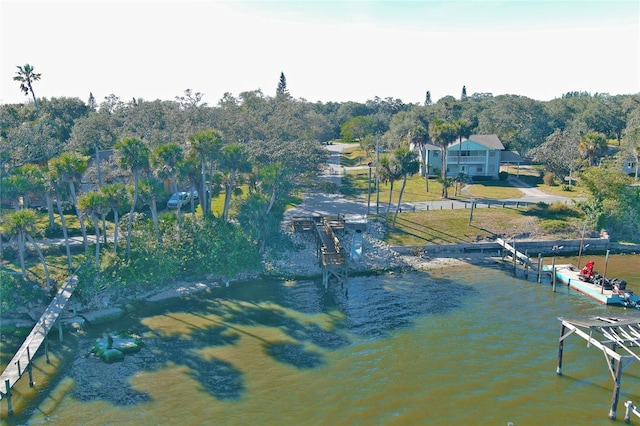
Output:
[1, 79, 640, 316]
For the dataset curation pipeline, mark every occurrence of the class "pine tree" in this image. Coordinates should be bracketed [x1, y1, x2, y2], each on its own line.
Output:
[461, 85, 468, 100]
[424, 91, 432, 106]
[88, 92, 97, 112]
[276, 72, 289, 98]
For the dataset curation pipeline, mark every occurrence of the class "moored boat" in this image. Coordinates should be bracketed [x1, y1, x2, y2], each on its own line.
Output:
[543, 261, 638, 307]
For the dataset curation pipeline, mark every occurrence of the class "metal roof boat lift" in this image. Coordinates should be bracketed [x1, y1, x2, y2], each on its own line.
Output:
[557, 313, 640, 421]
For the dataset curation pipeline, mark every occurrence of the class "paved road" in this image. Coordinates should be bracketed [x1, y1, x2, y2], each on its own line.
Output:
[285, 143, 576, 219]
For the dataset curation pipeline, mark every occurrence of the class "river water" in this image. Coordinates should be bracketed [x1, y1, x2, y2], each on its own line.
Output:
[2, 254, 640, 425]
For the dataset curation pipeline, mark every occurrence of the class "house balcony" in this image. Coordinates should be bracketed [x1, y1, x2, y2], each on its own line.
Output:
[446, 155, 486, 163]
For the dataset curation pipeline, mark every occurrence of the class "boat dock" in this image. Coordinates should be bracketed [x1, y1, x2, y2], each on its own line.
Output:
[292, 216, 347, 288]
[556, 313, 640, 420]
[0, 274, 79, 415]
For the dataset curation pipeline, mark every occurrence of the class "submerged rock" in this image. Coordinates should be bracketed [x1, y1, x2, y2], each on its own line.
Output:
[91, 331, 143, 363]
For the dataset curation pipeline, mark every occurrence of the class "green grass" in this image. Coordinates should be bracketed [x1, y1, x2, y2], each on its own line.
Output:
[464, 180, 523, 199]
[383, 201, 588, 246]
[340, 145, 370, 167]
[383, 207, 530, 246]
[341, 171, 447, 203]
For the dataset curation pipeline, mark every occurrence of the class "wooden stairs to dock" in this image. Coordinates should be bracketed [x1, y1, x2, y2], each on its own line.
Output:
[292, 216, 347, 287]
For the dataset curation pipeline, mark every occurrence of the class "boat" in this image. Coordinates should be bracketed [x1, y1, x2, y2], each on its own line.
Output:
[543, 260, 638, 307]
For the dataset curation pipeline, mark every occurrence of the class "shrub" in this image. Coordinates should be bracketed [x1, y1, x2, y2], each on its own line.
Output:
[471, 175, 492, 182]
[543, 172, 556, 186]
[498, 171, 508, 181]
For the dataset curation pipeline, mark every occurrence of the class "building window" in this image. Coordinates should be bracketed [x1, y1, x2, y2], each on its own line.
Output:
[477, 166, 483, 173]
[433, 151, 439, 157]
[489, 151, 496, 157]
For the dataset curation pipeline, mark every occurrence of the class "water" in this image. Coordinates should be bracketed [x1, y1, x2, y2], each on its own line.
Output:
[2, 255, 640, 425]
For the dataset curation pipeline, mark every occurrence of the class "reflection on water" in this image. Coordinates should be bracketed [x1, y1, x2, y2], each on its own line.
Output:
[1, 256, 639, 425]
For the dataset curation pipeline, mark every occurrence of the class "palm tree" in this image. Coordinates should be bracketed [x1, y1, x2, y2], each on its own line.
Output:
[78, 191, 110, 267]
[3, 209, 51, 292]
[115, 137, 150, 260]
[137, 178, 165, 242]
[220, 143, 251, 222]
[100, 183, 128, 253]
[49, 152, 89, 251]
[579, 132, 608, 166]
[46, 162, 73, 269]
[379, 156, 402, 221]
[429, 119, 458, 199]
[452, 119, 472, 196]
[152, 143, 187, 225]
[392, 147, 420, 228]
[188, 129, 223, 217]
[13, 64, 42, 112]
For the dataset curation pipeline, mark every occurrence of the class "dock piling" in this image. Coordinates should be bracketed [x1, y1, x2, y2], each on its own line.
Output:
[551, 257, 557, 292]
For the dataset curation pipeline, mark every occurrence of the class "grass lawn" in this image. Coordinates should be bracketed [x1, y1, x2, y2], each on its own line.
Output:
[464, 180, 523, 199]
[342, 170, 447, 203]
[383, 201, 585, 246]
[382, 207, 531, 246]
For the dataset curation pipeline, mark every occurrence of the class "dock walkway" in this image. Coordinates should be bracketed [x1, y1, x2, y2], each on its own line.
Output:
[0, 274, 78, 413]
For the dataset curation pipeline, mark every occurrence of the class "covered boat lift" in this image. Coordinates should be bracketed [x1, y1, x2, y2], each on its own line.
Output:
[557, 313, 640, 421]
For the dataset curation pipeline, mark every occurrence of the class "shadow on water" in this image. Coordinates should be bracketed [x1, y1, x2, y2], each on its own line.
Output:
[13, 271, 476, 419]
[265, 342, 324, 369]
[332, 271, 477, 337]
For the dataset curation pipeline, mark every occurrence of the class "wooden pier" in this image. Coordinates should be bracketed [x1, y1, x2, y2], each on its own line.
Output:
[556, 313, 640, 420]
[496, 238, 534, 268]
[292, 216, 347, 288]
[0, 274, 79, 415]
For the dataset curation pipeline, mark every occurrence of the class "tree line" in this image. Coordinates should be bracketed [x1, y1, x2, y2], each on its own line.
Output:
[1, 66, 640, 304]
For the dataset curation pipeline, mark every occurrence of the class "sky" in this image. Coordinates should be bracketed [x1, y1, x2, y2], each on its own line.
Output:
[1, 0, 639, 107]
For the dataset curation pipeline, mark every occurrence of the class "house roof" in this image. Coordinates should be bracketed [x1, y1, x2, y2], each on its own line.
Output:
[500, 150, 525, 163]
[466, 134, 505, 150]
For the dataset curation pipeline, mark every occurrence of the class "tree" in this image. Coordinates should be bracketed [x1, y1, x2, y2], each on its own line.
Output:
[13, 64, 41, 112]
[579, 132, 608, 166]
[379, 155, 402, 220]
[3, 209, 51, 292]
[429, 119, 457, 198]
[528, 129, 584, 184]
[578, 161, 632, 229]
[424, 91, 432, 106]
[100, 183, 128, 252]
[114, 136, 150, 260]
[461, 85, 468, 101]
[451, 119, 472, 196]
[78, 191, 110, 267]
[276, 72, 289, 99]
[188, 129, 223, 217]
[137, 177, 165, 242]
[46, 161, 73, 269]
[49, 152, 90, 251]
[220, 143, 251, 222]
[622, 127, 640, 180]
[392, 147, 420, 227]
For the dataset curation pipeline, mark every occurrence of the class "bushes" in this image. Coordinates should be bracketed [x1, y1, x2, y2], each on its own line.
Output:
[543, 172, 556, 186]
[498, 171, 508, 181]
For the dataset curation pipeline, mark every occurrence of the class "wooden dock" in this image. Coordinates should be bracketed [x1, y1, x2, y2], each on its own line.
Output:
[496, 237, 534, 268]
[0, 274, 79, 415]
[556, 313, 640, 420]
[292, 216, 347, 288]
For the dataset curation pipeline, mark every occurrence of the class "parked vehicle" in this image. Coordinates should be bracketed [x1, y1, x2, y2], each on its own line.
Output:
[167, 192, 191, 209]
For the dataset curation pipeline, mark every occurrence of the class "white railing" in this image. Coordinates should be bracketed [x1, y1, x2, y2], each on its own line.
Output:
[446, 155, 486, 163]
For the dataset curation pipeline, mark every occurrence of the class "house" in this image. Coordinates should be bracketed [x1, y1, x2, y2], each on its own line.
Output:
[414, 134, 518, 179]
[622, 157, 638, 177]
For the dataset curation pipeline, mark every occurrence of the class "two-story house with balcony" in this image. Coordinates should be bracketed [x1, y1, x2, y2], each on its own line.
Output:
[446, 134, 505, 179]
